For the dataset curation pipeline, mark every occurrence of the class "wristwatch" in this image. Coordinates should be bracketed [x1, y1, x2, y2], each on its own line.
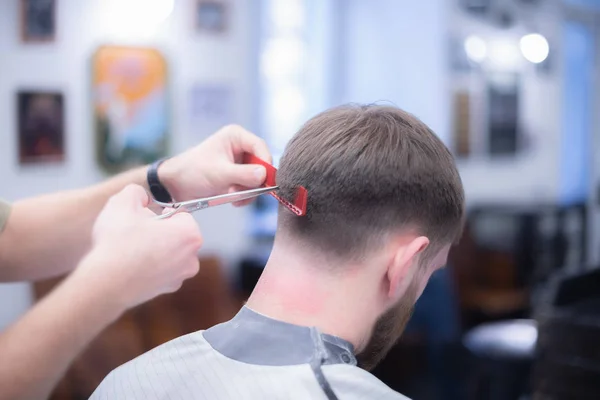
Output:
[147, 158, 173, 203]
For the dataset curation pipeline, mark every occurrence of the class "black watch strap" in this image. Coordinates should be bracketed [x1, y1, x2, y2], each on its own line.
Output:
[147, 158, 173, 203]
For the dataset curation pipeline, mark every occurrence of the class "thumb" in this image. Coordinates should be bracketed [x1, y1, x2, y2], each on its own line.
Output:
[223, 164, 267, 188]
[110, 184, 150, 211]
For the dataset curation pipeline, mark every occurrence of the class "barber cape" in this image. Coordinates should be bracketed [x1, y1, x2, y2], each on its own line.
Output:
[90, 306, 409, 400]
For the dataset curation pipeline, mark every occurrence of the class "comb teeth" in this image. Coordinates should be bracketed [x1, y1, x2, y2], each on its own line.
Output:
[242, 153, 307, 216]
[272, 186, 307, 217]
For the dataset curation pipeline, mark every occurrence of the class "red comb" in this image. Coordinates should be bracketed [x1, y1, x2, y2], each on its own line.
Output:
[243, 153, 307, 216]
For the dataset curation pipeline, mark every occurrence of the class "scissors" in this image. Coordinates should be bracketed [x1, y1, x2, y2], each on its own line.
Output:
[154, 186, 279, 220]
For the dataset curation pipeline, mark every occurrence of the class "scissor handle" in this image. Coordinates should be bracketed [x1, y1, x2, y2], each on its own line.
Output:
[154, 206, 182, 220]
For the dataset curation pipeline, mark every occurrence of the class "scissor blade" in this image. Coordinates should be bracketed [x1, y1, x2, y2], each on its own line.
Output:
[181, 186, 278, 212]
[202, 186, 279, 208]
[154, 186, 279, 220]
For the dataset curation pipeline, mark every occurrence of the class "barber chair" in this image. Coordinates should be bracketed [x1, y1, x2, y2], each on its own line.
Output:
[453, 216, 536, 400]
[464, 267, 600, 400]
[533, 269, 600, 399]
[454, 203, 587, 400]
[464, 319, 537, 400]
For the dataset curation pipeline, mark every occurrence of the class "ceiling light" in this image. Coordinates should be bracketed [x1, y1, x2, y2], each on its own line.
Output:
[464, 35, 487, 63]
[520, 33, 549, 64]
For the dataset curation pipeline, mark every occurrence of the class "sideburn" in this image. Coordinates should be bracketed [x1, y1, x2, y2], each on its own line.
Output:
[356, 281, 420, 371]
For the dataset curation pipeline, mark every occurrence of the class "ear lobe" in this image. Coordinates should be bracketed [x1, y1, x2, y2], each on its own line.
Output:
[387, 236, 430, 299]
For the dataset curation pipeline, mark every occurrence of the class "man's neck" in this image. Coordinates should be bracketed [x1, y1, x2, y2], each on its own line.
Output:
[245, 240, 380, 352]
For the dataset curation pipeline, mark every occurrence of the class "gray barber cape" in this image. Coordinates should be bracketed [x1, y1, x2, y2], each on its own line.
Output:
[90, 306, 409, 399]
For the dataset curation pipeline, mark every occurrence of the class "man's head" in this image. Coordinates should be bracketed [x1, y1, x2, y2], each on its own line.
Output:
[274, 104, 464, 368]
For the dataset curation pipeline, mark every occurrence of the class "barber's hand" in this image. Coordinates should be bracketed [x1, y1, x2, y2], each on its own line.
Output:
[159, 125, 272, 206]
[75, 185, 203, 310]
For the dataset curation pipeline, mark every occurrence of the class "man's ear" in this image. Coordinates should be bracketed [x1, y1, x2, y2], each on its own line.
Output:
[387, 236, 429, 300]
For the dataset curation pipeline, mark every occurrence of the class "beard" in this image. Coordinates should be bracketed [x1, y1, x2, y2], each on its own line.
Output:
[356, 280, 419, 371]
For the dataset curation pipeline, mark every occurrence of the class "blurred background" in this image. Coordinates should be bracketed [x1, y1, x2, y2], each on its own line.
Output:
[1, 0, 600, 399]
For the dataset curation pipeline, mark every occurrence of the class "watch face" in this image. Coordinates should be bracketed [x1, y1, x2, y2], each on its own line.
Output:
[152, 188, 172, 203]
[148, 160, 173, 202]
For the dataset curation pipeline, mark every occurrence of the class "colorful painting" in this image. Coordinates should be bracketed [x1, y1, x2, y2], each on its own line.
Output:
[17, 90, 65, 165]
[93, 46, 168, 172]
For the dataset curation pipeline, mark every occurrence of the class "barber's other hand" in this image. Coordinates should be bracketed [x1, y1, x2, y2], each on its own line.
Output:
[75, 185, 203, 311]
[159, 125, 272, 206]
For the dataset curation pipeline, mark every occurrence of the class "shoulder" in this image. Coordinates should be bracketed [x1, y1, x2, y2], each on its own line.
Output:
[323, 364, 411, 400]
[90, 331, 210, 399]
[121, 330, 211, 368]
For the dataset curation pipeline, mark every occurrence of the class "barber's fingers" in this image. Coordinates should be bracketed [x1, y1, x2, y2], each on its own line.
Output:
[107, 184, 150, 211]
[228, 126, 272, 164]
[165, 212, 204, 249]
[166, 258, 200, 292]
[181, 257, 201, 280]
[227, 185, 254, 207]
[222, 163, 267, 188]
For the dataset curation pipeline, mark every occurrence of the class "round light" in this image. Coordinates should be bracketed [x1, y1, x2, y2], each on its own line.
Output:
[464, 35, 487, 63]
[146, 0, 175, 25]
[102, 0, 174, 37]
[261, 38, 305, 79]
[520, 33, 549, 64]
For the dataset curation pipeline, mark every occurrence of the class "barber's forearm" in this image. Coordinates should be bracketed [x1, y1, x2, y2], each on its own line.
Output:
[0, 257, 124, 400]
[0, 167, 147, 282]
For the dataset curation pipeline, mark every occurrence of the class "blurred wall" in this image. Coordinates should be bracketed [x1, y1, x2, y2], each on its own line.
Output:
[450, 1, 564, 206]
[337, 0, 451, 144]
[0, 0, 255, 329]
[334, 0, 566, 206]
[1, 0, 597, 330]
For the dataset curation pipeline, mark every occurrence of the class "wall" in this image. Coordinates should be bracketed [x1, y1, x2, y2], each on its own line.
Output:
[559, 3, 600, 267]
[338, 0, 451, 144]
[449, 0, 564, 206]
[336, 0, 565, 206]
[560, 21, 594, 205]
[0, 0, 255, 329]
[564, 0, 600, 10]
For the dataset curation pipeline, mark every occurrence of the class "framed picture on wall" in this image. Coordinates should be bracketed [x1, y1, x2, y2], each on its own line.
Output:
[17, 90, 65, 165]
[196, 0, 228, 33]
[20, 0, 56, 43]
[453, 91, 471, 157]
[92, 46, 169, 173]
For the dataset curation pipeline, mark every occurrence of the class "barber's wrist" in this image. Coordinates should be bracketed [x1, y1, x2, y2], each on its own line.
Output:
[155, 158, 180, 201]
[145, 158, 181, 203]
[69, 253, 130, 319]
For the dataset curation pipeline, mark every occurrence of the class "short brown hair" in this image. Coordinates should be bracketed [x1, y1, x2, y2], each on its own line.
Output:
[276, 104, 465, 261]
